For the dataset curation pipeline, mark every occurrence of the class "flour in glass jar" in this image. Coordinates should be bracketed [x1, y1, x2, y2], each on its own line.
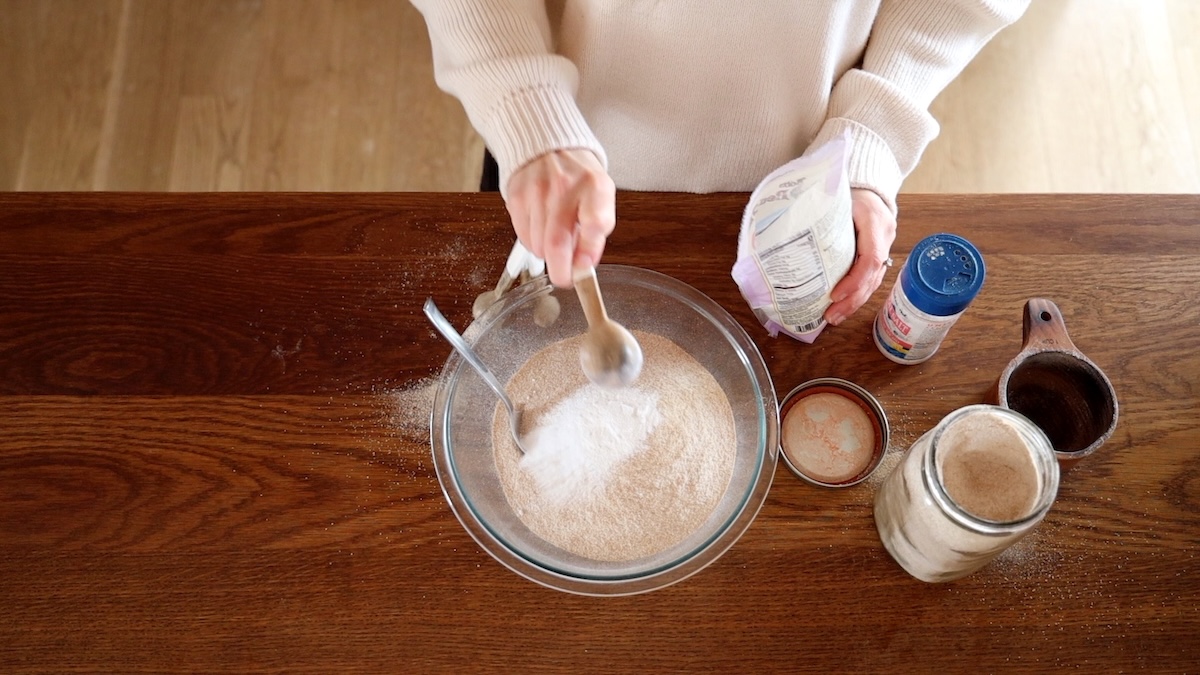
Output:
[493, 332, 736, 562]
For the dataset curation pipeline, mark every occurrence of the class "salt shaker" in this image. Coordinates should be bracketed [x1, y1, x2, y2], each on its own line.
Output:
[874, 233, 985, 364]
[874, 404, 1059, 582]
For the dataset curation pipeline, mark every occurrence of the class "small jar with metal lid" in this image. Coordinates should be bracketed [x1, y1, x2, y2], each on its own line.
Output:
[874, 233, 985, 364]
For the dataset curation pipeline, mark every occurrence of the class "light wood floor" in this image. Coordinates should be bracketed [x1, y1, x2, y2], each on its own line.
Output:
[3, 0, 1197, 194]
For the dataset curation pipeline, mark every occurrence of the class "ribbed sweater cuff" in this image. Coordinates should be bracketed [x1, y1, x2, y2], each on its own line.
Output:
[480, 85, 608, 196]
[810, 117, 904, 215]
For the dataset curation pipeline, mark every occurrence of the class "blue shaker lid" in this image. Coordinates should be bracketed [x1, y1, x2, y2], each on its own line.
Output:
[899, 233, 985, 316]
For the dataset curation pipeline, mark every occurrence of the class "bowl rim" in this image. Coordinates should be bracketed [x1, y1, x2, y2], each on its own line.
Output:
[429, 264, 779, 596]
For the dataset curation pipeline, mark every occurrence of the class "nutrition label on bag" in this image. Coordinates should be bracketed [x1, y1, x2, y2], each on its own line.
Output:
[732, 132, 856, 343]
[756, 207, 851, 333]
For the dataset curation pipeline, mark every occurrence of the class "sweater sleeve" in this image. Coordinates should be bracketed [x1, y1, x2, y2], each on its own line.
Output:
[809, 0, 1031, 212]
[409, 0, 606, 195]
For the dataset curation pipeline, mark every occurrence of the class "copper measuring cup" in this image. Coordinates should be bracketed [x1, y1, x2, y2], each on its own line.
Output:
[995, 298, 1119, 471]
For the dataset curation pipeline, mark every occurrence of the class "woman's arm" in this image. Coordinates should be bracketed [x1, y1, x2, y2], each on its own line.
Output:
[409, 0, 606, 195]
[818, 0, 1029, 325]
[812, 0, 1031, 211]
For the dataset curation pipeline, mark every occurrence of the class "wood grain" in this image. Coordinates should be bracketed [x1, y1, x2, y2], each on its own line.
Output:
[1, 0, 124, 190]
[0, 192, 1196, 672]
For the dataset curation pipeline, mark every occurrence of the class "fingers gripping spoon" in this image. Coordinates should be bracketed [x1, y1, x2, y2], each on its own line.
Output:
[573, 265, 643, 387]
[423, 298, 530, 455]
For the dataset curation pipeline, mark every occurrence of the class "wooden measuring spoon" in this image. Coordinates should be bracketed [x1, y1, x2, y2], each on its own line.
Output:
[573, 265, 643, 387]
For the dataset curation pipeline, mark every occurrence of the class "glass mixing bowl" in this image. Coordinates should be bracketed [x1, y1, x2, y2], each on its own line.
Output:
[430, 265, 778, 595]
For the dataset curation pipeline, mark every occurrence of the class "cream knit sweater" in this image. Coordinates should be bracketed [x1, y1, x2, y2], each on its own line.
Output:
[412, 1, 1029, 210]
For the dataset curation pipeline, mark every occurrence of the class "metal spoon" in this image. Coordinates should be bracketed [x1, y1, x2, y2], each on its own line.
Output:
[423, 298, 529, 455]
[520, 268, 561, 327]
[572, 265, 643, 388]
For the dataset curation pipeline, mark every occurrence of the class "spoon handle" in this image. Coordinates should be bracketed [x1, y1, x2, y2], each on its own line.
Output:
[491, 241, 534, 295]
[573, 265, 609, 327]
[422, 298, 517, 417]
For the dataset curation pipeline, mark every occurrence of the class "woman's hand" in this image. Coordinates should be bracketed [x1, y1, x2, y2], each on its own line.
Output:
[825, 188, 897, 325]
[505, 149, 616, 288]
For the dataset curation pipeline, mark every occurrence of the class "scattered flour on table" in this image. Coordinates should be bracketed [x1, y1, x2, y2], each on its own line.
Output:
[985, 520, 1067, 582]
[493, 332, 736, 562]
[385, 377, 438, 443]
[866, 403, 937, 491]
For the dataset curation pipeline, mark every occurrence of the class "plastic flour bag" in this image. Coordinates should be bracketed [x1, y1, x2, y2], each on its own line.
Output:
[732, 132, 855, 343]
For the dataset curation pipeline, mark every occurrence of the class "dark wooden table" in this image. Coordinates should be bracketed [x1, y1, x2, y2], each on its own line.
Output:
[1, 192, 1197, 672]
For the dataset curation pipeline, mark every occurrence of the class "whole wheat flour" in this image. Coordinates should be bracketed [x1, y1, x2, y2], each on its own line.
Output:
[492, 331, 736, 562]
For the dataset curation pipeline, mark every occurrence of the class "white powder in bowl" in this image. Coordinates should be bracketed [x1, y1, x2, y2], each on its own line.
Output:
[518, 385, 663, 505]
[492, 331, 736, 562]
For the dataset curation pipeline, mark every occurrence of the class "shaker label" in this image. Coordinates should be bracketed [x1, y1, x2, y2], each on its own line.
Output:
[874, 232, 984, 365]
[875, 282, 963, 363]
[885, 301, 911, 336]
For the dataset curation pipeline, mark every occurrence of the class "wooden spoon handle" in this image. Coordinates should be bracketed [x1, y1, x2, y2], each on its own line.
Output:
[573, 265, 609, 327]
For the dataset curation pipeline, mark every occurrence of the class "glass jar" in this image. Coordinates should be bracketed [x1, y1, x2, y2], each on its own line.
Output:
[874, 404, 1060, 582]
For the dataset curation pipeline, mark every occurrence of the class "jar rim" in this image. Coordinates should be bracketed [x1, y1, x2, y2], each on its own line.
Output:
[921, 404, 1060, 534]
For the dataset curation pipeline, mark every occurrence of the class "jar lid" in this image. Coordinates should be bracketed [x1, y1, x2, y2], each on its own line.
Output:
[901, 233, 985, 316]
[778, 378, 890, 488]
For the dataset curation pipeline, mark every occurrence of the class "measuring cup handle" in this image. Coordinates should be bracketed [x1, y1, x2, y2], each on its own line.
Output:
[1022, 298, 1078, 352]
